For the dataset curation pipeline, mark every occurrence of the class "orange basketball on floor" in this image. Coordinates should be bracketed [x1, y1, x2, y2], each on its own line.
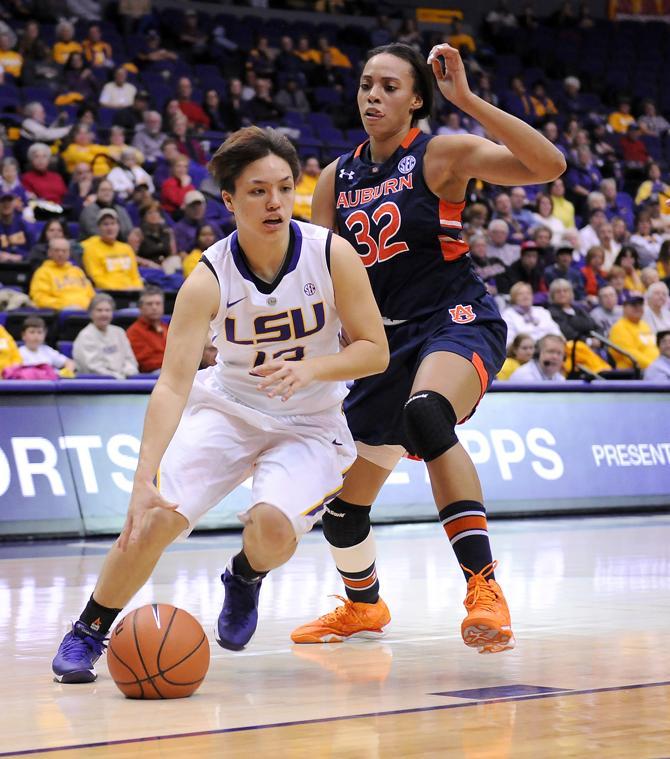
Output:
[107, 604, 210, 699]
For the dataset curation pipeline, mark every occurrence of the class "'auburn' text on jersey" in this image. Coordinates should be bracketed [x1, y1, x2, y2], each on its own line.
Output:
[203, 220, 347, 416]
[334, 127, 486, 320]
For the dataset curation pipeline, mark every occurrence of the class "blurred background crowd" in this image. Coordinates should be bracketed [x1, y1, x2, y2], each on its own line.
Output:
[0, 0, 669, 383]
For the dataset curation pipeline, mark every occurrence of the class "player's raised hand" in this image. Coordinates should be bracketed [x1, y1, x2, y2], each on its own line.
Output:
[252, 359, 316, 402]
[427, 43, 472, 108]
[117, 480, 178, 552]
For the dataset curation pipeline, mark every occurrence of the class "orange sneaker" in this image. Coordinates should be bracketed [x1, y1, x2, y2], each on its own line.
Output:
[461, 561, 515, 654]
[291, 595, 391, 644]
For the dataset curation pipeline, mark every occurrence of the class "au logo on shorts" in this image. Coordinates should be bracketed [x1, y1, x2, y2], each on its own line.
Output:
[449, 304, 476, 324]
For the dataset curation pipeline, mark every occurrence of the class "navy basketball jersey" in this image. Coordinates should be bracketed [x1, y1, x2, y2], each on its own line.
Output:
[334, 128, 485, 320]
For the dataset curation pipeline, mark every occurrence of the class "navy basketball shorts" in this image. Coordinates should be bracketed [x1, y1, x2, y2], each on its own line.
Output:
[344, 293, 507, 449]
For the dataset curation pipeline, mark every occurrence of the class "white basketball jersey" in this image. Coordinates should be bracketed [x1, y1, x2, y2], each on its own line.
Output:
[204, 220, 348, 415]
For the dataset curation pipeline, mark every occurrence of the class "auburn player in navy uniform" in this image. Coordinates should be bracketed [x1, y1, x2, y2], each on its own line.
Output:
[51, 127, 388, 683]
[291, 43, 566, 652]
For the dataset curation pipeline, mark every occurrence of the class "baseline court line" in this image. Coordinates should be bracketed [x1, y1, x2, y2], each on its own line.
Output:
[2, 680, 669, 757]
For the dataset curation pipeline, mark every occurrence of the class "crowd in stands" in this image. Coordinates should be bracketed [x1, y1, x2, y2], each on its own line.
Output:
[0, 1, 670, 383]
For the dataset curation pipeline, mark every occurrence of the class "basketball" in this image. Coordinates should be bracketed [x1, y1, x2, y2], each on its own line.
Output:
[107, 604, 210, 699]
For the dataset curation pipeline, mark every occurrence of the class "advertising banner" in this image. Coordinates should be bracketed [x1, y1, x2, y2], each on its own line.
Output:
[0, 394, 82, 535]
[0, 388, 669, 537]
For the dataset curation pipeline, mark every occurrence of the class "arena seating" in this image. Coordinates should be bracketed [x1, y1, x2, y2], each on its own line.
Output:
[0, 3, 668, 380]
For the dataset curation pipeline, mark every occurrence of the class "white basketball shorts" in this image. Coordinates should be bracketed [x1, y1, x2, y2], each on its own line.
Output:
[159, 367, 356, 537]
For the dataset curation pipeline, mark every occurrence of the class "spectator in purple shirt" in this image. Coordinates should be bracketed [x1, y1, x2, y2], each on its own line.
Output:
[173, 190, 222, 255]
[510, 186, 536, 235]
[542, 121, 569, 161]
[492, 191, 525, 246]
[0, 191, 32, 261]
[558, 76, 586, 116]
[600, 177, 634, 231]
[566, 145, 603, 214]
[504, 76, 534, 123]
[0, 157, 28, 209]
[544, 243, 586, 301]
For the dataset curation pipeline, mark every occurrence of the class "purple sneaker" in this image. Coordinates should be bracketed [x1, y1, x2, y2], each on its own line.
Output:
[52, 620, 107, 683]
[215, 565, 262, 651]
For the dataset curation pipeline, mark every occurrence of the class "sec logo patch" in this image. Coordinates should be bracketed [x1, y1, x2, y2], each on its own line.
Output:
[397, 155, 416, 174]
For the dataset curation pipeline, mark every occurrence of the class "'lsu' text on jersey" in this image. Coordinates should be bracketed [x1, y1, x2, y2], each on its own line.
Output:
[334, 127, 485, 321]
[202, 220, 347, 416]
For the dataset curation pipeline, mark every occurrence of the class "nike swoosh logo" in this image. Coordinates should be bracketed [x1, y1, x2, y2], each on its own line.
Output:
[332, 439, 343, 446]
[226, 296, 247, 308]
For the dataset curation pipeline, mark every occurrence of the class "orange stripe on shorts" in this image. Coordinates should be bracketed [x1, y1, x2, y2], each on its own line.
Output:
[471, 351, 489, 398]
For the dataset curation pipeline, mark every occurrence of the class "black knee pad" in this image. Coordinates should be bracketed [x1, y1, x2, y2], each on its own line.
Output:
[322, 497, 371, 548]
[402, 390, 458, 462]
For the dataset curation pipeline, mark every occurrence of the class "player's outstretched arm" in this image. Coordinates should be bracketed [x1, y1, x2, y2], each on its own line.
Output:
[426, 43, 567, 189]
[254, 236, 389, 402]
[118, 264, 219, 549]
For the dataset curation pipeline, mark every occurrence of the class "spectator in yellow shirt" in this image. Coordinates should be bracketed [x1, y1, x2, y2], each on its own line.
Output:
[614, 245, 644, 293]
[316, 35, 351, 68]
[608, 98, 636, 135]
[294, 36, 321, 65]
[0, 324, 21, 374]
[293, 156, 321, 221]
[635, 162, 670, 216]
[82, 208, 143, 290]
[106, 125, 144, 167]
[447, 20, 476, 54]
[183, 224, 217, 278]
[530, 81, 558, 120]
[549, 177, 576, 229]
[30, 237, 95, 311]
[0, 31, 22, 78]
[496, 333, 535, 380]
[82, 24, 114, 68]
[609, 294, 659, 370]
[52, 20, 83, 66]
[60, 124, 112, 176]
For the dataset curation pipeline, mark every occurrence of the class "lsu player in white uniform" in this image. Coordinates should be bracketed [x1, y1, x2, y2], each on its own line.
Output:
[52, 127, 389, 682]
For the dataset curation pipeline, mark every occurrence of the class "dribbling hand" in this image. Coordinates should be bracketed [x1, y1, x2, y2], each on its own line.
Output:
[117, 480, 178, 552]
[427, 43, 472, 108]
[252, 359, 316, 402]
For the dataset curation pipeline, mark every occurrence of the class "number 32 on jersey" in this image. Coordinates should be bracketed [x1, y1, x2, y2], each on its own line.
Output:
[344, 201, 408, 267]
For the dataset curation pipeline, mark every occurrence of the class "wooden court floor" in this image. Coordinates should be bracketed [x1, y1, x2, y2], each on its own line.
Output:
[1, 515, 669, 758]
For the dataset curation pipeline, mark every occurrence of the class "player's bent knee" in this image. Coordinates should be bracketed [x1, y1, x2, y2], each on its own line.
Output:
[322, 497, 370, 548]
[402, 390, 459, 462]
[140, 508, 188, 548]
[252, 503, 296, 551]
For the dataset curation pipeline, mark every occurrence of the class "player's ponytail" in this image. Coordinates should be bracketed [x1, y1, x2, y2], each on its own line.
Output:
[366, 43, 434, 123]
